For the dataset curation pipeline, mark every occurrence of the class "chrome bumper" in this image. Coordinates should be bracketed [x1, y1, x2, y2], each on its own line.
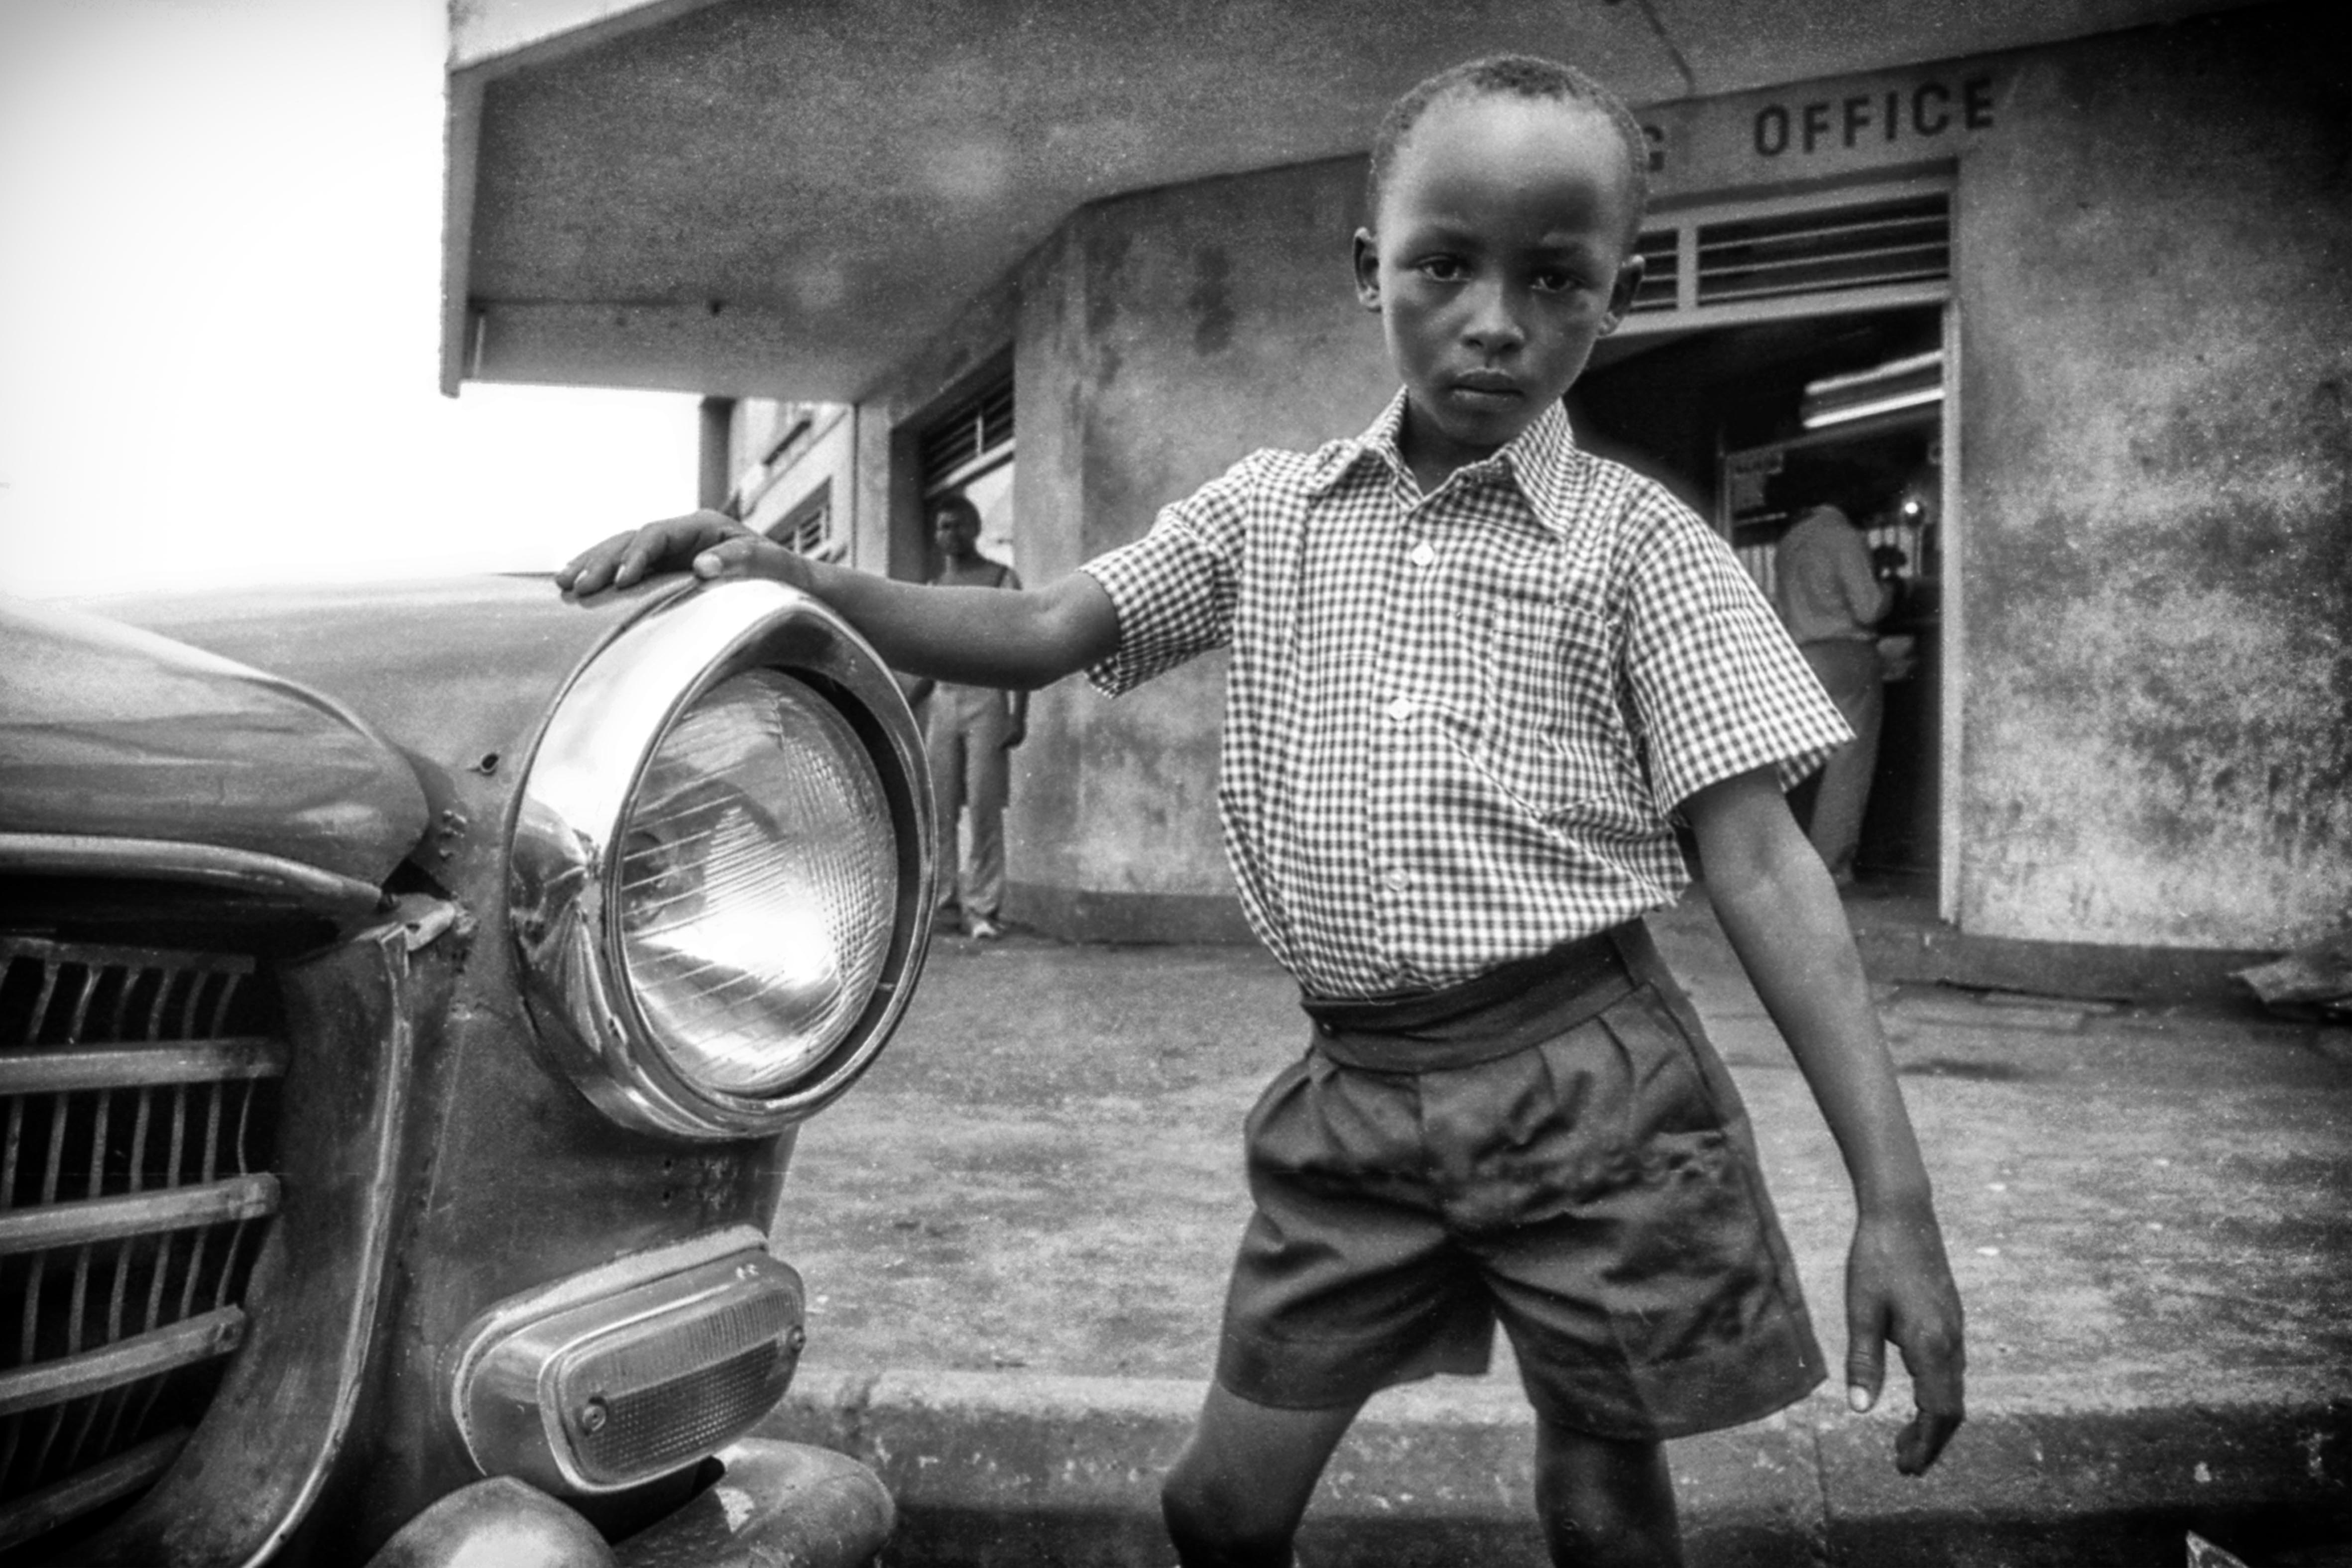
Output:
[360, 1438, 893, 1568]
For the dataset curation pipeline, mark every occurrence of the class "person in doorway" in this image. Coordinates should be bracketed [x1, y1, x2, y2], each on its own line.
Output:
[919, 493, 1025, 940]
[561, 52, 1962, 1567]
[1773, 502, 1897, 887]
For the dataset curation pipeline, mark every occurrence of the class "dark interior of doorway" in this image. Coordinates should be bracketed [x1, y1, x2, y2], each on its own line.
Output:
[1569, 304, 1944, 888]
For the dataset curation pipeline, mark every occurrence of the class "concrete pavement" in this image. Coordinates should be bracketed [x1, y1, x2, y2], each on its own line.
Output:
[757, 891, 2352, 1565]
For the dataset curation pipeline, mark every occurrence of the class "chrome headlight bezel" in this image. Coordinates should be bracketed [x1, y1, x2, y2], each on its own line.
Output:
[509, 578, 934, 1141]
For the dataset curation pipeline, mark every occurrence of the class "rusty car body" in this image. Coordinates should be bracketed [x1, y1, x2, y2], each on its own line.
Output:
[0, 573, 935, 1564]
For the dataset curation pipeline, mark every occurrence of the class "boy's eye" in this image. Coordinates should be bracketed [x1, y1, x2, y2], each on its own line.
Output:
[1532, 268, 1582, 294]
[1416, 256, 1468, 283]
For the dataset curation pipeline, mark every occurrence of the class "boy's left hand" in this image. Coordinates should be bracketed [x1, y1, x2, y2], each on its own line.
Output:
[1683, 767, 1966, 1475]
[1844, 1203, 1966, 1475]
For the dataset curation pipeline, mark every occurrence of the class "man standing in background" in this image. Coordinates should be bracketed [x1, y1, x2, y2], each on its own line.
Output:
[919, 494, 1025, 938]
[1775, 502, 1896, 887]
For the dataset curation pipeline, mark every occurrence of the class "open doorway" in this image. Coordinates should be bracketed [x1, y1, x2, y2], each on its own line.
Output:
[916, 372, 1017, 573]
[1572, 304, 1947, 893]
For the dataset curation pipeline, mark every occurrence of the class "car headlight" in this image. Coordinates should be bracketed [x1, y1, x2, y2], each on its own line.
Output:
[510, 579, 934, 1140]
[620, 667, 897, 1094]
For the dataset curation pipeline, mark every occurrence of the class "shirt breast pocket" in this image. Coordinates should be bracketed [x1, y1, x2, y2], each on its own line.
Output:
[1474, 589, 1623, 813]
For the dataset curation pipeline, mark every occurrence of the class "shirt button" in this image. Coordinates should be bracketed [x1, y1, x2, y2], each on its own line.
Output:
[1387, 696, 1415, 723]
[1410, 542, 1436, 567]
[1384, 868, 1411, 892]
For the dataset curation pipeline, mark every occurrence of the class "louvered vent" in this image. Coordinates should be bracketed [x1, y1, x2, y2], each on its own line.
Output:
[1628, 228, 1681, 315]
[918, 377, 1014, 496]
[775, 509, 828, 556]
[1696, 190, 1949, 306]
[763, 479, 837, 560]
[0, 937, 284, 1558]
[1629, 186, 1951, 320]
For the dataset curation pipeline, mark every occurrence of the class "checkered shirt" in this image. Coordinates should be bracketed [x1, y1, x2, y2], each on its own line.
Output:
[1080, 390, 1851, 999]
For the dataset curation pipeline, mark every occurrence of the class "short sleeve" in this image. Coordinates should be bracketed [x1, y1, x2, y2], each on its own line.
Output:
[1621, 503, 1853, 813]
[1077, 453, 1258, 697]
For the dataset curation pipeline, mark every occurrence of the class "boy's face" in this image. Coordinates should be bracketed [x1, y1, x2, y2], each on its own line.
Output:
[1354, 92, 1644, 477]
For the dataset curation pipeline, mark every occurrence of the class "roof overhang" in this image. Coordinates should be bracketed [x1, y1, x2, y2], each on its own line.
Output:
[443, 0, 2262, 401]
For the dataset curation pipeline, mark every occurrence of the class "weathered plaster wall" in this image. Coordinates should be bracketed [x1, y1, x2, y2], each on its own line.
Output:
[850, 2, 2347, 955]
[1957, 5, 2351, 948]
[860, 273, 1023, 584]
[1003, 157, 1395, 937]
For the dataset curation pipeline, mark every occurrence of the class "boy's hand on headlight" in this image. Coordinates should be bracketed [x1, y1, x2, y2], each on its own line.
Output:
[557, 510, 761, 596]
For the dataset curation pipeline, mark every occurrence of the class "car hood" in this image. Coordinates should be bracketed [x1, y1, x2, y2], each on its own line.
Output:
[1, 595, 433, 887]
[92, 573, 667, 794]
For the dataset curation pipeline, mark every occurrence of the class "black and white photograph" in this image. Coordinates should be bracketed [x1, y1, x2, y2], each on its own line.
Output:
[1, 1, 2346, 1563]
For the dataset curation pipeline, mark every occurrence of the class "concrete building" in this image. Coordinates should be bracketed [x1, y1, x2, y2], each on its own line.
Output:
[444, 0, 2350, 974]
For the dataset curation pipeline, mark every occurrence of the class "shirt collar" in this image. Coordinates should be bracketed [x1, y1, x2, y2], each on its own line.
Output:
[1307, 388, 1586, 537]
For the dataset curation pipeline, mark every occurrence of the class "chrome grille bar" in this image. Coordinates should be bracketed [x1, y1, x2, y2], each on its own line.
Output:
[0, 1041, 286, 1097]
[0, 1428, 186, 1556]
[0, 1175, 279, 1256]
[0, 1309, 245, 1420]
[0, 933, 284, 1549]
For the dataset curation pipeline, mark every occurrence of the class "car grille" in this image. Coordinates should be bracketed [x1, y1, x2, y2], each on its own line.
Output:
[0, 935, 284, 1556]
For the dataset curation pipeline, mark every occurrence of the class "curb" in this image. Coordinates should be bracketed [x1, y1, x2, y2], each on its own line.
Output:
[1645, 890, 2278, 1009]
[759, 1370, 2352, 1567]
[1850, 924, 2278, 1009]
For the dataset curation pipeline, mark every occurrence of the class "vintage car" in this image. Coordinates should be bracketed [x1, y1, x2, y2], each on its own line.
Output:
[0, 571, 935, 1565]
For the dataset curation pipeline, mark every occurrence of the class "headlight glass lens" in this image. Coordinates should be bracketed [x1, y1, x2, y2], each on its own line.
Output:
[616, 669, 897, 1096]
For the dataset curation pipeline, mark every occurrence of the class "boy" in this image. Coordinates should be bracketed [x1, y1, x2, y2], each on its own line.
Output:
[560, 54, 1964, 1568]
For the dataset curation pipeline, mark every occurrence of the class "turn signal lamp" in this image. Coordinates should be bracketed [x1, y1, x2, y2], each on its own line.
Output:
[449, 1230, 806, 1495]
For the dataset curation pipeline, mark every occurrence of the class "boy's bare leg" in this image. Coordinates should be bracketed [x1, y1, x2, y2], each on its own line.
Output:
[1161, 1384, 1363, 1567]
[1533, 1417, 1683, 1568]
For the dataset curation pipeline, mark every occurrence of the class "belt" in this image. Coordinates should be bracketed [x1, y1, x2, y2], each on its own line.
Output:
[1300, 922, 1647, 1074]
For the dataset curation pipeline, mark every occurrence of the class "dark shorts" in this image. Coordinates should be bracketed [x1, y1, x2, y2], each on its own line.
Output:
[1215, 921, 1826, 1441]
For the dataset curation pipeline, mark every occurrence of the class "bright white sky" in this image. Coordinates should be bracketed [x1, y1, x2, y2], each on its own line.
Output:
[0, 0, 702, 600]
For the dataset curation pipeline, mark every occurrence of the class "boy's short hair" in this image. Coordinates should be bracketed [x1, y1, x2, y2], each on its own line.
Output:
[930, 493, 981, 531]
[1365, 54, 1650, 248]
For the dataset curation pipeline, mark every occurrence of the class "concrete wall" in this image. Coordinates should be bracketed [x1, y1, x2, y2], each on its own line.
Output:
[858, 272, 1022, 585]
[992, 4, 2350, 954]
[1002, 158, 1396, 939]
[1955, 4, 2351, 949]
[797, 160, 1390, 939]
[779, 1, 2348, 957]
[733, 402, 853, 546]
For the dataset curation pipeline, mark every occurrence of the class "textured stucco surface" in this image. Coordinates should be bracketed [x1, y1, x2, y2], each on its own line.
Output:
[1956, 6, 2352, 948]
[1002, 158, 1395, 912]
[453, 0, 2276, 395]
[812, 4, 2349, 955]
[998, 5, 2352, 951]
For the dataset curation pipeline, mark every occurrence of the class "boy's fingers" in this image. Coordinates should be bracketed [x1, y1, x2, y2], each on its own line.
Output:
[1895, 1399, 1964, 1475]
[1884, 1294, 1965, 1474]
[1901, 1320, 1966, 1405]
[1847, 1211, 1966, 1473]
[1844, 1302, 1887, 1412]
[558, 533, 644, 594]
[692, 534, 759, 577]
[625, 520, 705, 584]
[558, 513, 759, 597]
[556, 532, 633, 593]
[553, 536, 616, 592]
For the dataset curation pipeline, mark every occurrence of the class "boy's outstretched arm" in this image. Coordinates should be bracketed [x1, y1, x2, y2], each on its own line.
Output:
[556, 510, 1119, 691]
[1681, 766, 1966, 1477]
